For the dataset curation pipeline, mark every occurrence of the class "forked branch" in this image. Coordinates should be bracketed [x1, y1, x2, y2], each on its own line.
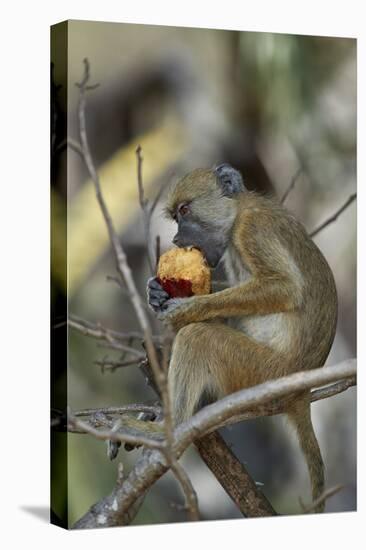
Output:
[74, 58, 199, 523]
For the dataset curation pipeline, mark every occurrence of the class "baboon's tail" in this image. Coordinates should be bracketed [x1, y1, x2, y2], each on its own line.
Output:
[287, 396, 325, 513]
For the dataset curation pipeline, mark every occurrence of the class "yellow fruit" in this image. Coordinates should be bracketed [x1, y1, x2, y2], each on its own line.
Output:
[157, 247, 211, 297]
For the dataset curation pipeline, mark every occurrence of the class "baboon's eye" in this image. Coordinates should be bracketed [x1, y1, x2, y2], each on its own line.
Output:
[178, 203, 190, 216]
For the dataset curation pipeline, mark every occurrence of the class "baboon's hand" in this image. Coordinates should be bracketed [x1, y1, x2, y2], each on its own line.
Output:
[147, 277, 192, 326]
[147, 277, 170, 313]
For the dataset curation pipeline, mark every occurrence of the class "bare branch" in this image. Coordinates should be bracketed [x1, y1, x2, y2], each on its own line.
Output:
[74, 59, 197, 524]
[170, 461, 200, 521]
[73, 448, 168, 529]
[72, 373, 354, 435]
[136, 144, 155, 274]
[76, 58, 159, 375]
[68, 411, 164, 450]
[95, 357, 143, 372]
[310, 377, 356, 402]
[68, 316, 145, 356]
[72, 359, 356, 528]
[310, 193, 356, 237]
[54, 137, 84, 157]
[150, 175, 172, 214]
[174, 360, 356, 454]
[281, 167, 303, 204]
[299, 484, 344, 513]
[74, 404, 162, 418]
[195, 431, 276, 517]
[158, 333, 200, 520]
[214, 373, 357, 429]
[69, 314, 147, 342]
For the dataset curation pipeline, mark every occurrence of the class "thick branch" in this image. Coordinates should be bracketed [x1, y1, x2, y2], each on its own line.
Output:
[210, 373, 357, 430]
[175, 360, 356, 452]
[68, 373, 355, 439]
[73, 359, 356, 528]
[195, 432, 276, 517]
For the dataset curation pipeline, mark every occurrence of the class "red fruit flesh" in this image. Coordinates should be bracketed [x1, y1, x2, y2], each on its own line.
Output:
[157, 277, 194, 298]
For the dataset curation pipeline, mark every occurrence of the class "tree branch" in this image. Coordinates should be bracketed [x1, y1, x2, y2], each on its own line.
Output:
[72, 359, 356, 528]
[281, 167, 303, 204]
[299, 484, 344, 514]
[68, 411, 164, 450]
[76, 59, 159, 370]
[94, 357, 143, 372]
[195, 431, 277, 517]
[174, 360, 356, 452]
[310, 193, 356, 237]
[69, 314, 162, 344]
[74, 58, 199, 523]
[136, 144, 155, 274]
[68, 370, 355, 440]
[74, 404, 162, 418]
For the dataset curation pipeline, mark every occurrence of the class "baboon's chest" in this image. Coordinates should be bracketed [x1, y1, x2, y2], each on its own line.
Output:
[223, 246, 292, 352]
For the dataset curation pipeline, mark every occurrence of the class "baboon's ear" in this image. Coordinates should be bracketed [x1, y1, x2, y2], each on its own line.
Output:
[214, 164, 245, 196]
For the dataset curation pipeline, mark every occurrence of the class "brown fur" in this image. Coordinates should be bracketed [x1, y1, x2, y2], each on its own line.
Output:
[163, 169, 338, 513]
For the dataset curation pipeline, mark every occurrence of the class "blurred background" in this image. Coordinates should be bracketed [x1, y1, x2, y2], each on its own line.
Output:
[51, 20, 356, 527]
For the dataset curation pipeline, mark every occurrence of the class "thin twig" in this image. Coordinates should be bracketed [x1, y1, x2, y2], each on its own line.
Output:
[310, 377, 356, 402]
[75, 57, 164, 418]
[74, 404, 162, 418]
[281, 167, 303, 204]
[69, 314, 144, 341]
[73, 403, 161, 417]
[299, 484, 344, 513]
[155, 235, 161, 270]
[170, 461, 200, 521]
[310, 193, 356, 237]
[54, 138, 84, 157]
[150, 176, 172, 214]
[76, 59, 158, 363]
[75, 58, 198, 523]
[136, 145, 155, 274]
[95, 357, 143, 372]
[68, 315, 161, 345]
[68, 317, 144, 356]
[68, 411, 163, 450]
